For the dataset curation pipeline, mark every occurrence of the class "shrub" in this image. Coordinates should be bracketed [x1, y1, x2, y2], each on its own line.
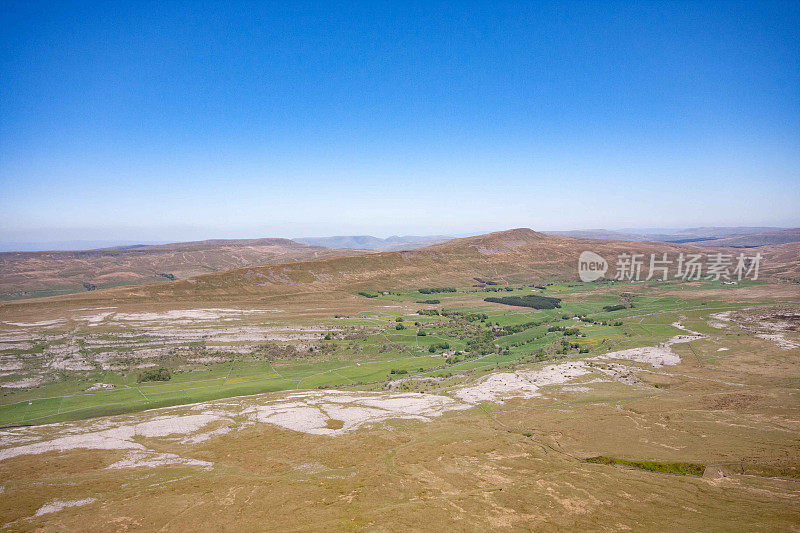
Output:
[417, 330, 427, 336]
[585, 456, 705, 476]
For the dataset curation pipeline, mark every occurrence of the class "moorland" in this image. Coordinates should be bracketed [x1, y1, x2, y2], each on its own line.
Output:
[1, 228, 798, 530]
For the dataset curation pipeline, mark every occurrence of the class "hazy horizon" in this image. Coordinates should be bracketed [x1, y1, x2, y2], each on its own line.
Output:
[0, 224, 796, 252]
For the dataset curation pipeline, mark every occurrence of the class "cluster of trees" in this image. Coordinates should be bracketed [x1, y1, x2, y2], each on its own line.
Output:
[497, 320, 541, 335]
[417, 308, 487, 321]
[416, 299, 440, 304]
[484, 295, 562, 309]
[428, 342, 450, 353]
[559, 339, 588, 354]
[483, 286, 515, 292]
[547, 325, 582, 336]
[137, 367, 171, 383]
[418, 287, 456, 294]
[440, 309, 487, 322]
[602, 304, 627, 312]
[159, 273, 176, 281]
[357, 290, 379, 298]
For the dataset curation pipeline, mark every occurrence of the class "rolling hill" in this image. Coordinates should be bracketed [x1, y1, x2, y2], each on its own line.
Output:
[0, 238, 366, 300]
[21, 228, 791, 304]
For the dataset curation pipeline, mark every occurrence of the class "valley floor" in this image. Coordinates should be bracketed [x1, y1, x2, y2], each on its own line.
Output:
[1, 281, 799, 530]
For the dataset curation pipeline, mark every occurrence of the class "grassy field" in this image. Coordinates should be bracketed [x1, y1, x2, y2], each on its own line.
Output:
[0, 281, 776, 426]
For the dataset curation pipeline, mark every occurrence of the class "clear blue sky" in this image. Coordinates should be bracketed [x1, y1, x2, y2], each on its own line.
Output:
[1, 1, 799, 244]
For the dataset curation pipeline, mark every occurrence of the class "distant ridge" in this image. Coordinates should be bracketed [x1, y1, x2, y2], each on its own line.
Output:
[545, 227, 787, 243]
[0, 238, 366, 300]
[295, 234, 451, 251]
[0, 240, 167, 252]
[695, 228, 800, 248]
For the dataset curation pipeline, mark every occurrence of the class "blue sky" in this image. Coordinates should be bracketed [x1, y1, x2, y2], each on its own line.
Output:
[1, 1, 799, 244]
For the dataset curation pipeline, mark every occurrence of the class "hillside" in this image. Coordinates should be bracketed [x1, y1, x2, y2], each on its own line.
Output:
[3, 228, 798, 316]
[13, 228, 789, 305]
[0, 238, 366, 300]
[184, 229, 800, 295]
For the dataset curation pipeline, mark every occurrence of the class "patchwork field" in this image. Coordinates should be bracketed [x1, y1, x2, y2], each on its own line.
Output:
[0, 281, 777, 426]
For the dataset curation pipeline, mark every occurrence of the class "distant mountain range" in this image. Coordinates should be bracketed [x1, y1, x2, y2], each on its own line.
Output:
[544, 227, 799, 246]
[6, 227, 796, 253]
[295, 235, 451, 251]
[0, 240, 169, 252]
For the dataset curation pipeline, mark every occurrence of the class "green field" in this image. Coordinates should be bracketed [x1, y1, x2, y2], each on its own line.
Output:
[0, 282, 777, 426]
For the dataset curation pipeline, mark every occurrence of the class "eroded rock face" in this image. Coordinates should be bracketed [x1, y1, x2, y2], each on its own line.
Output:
[454, 361, 592, 404]
[709, 307, 800, 350]
[247, 390, 471, 436]
[0, 390, 473, 467]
